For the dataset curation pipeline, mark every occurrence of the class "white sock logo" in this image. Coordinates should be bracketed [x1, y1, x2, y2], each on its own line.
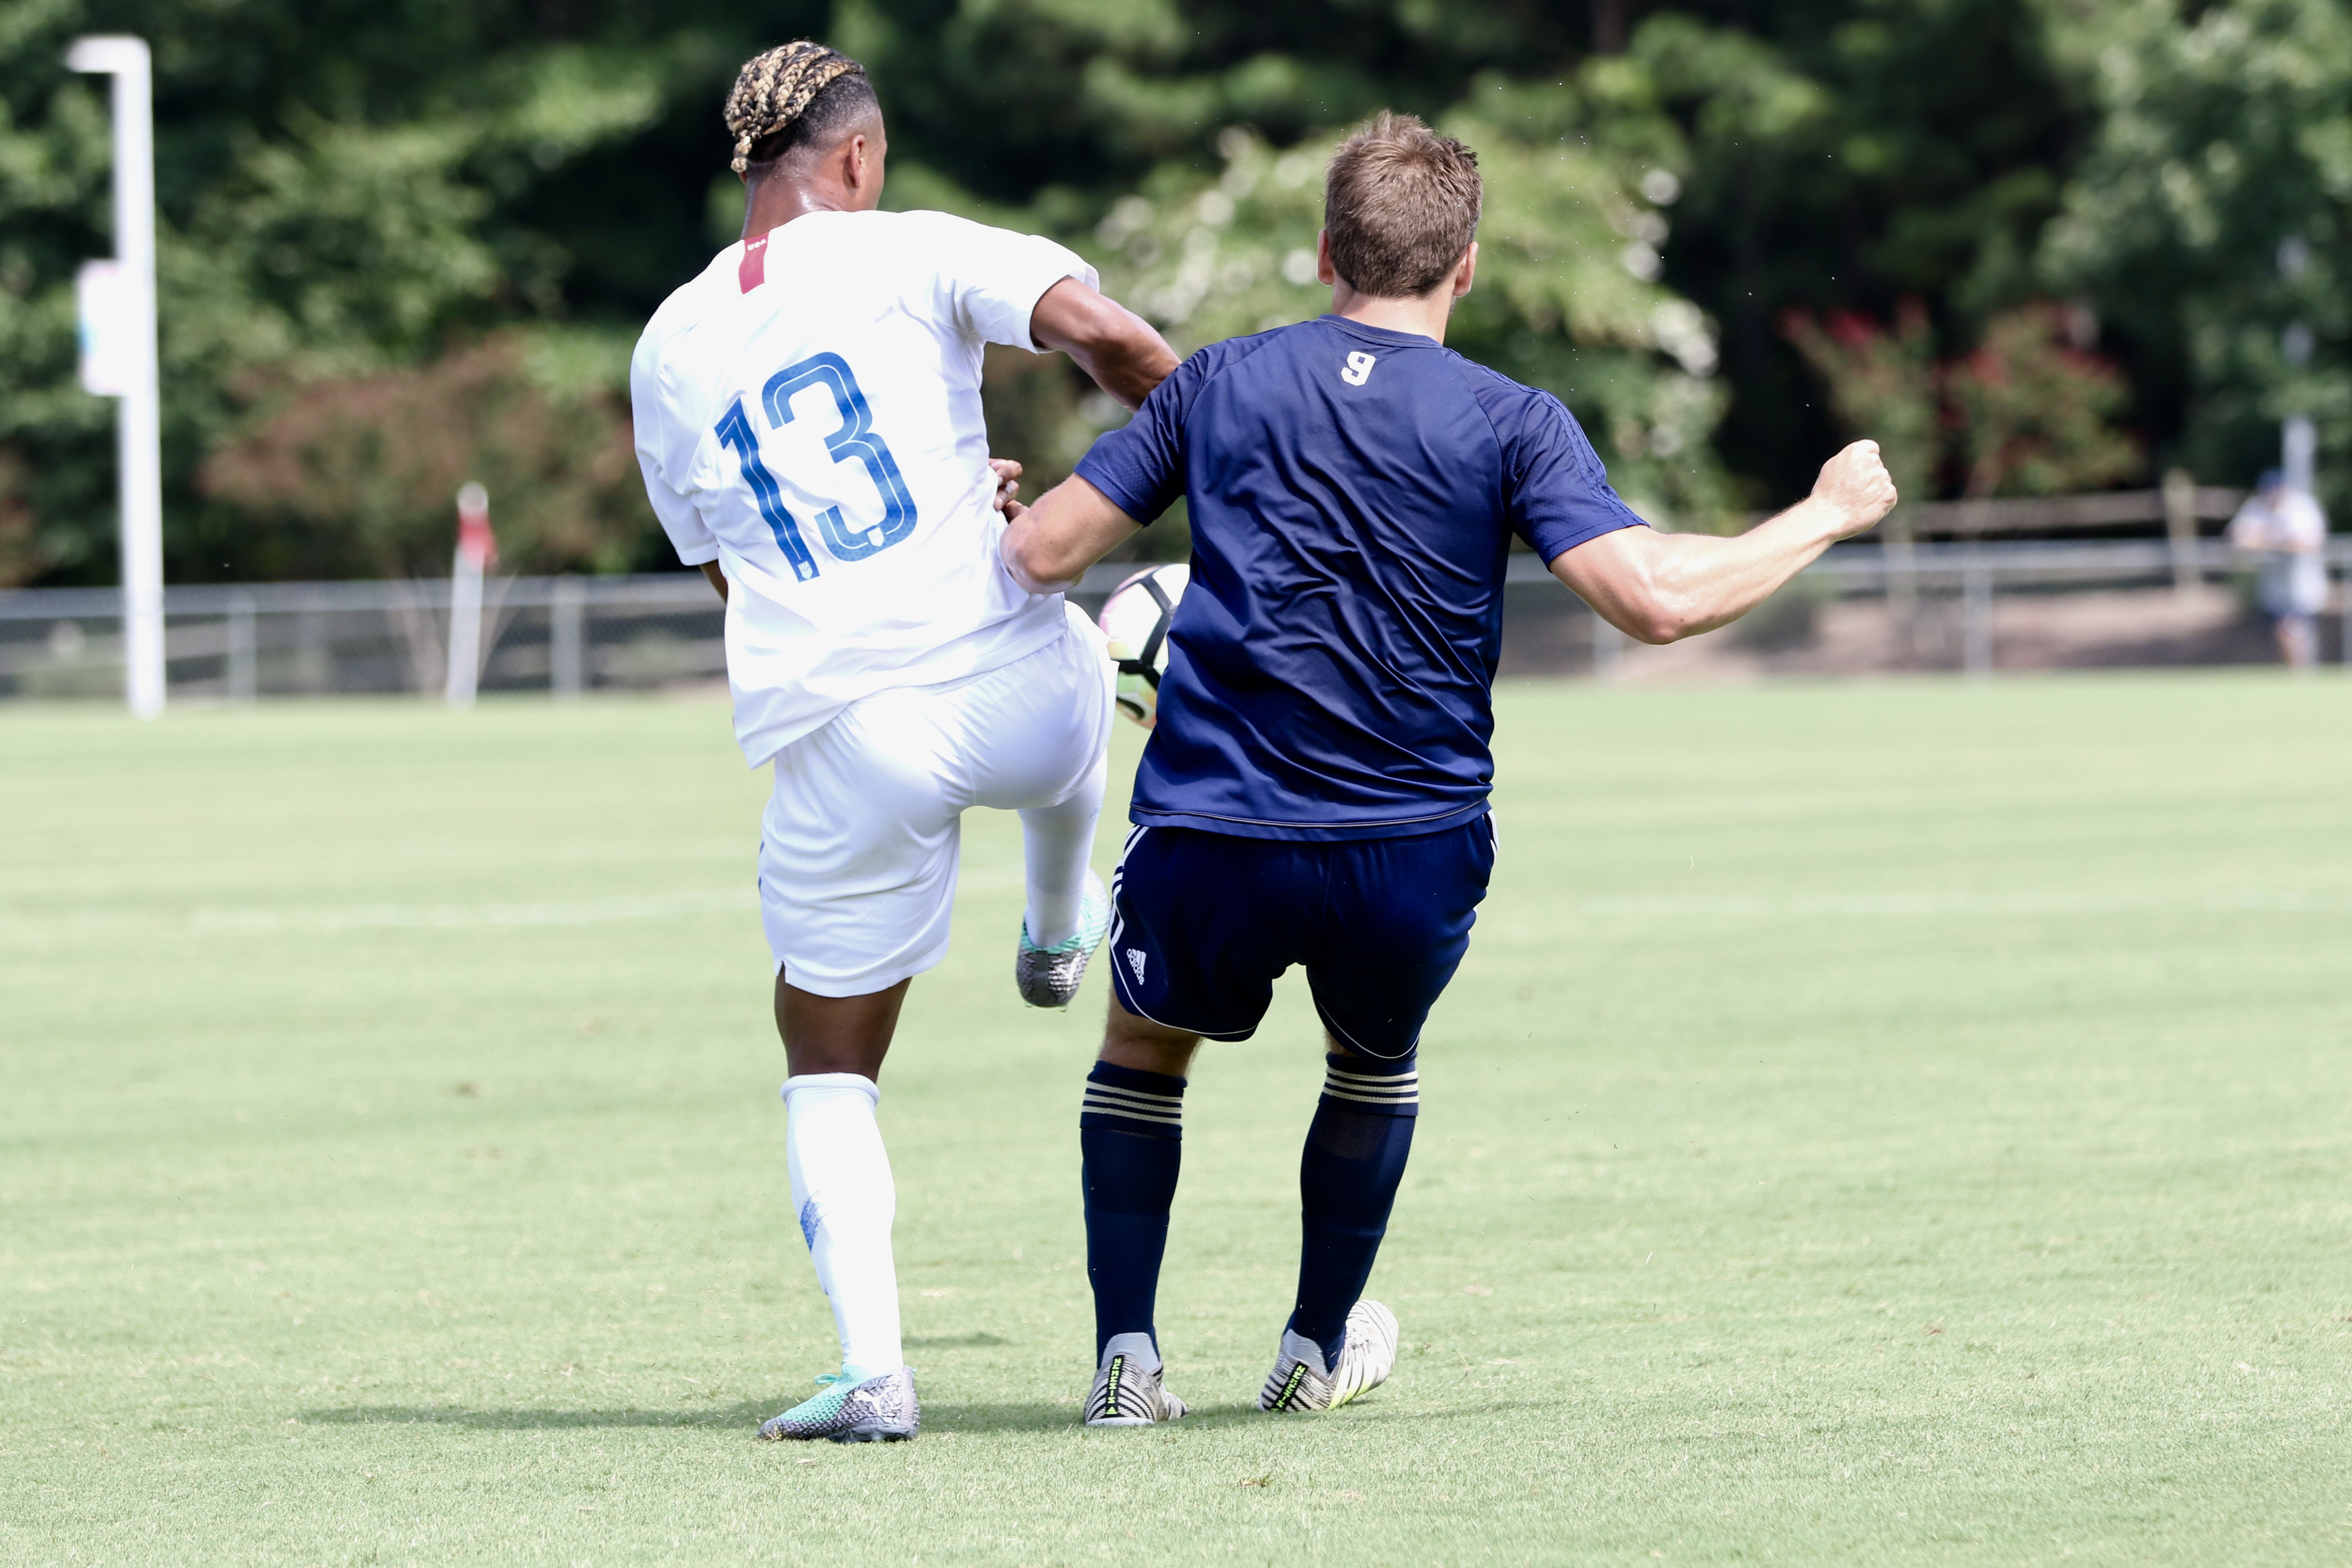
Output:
[1126, 948, 1148, 984]
[1340, 351, 1376, 386]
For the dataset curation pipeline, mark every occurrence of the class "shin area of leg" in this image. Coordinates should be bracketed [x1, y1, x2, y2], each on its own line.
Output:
[783, 1072, 903, 1380]
[1018, 747, 1104, 949]
[1289, 1048, 1419, 1365]
[1080, 1061, 1186, 1360]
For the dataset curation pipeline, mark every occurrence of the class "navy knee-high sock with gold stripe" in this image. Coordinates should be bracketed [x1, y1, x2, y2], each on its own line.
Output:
[1289, 1054, 1418, 1366]
[1079, 1062, 1185, 1360]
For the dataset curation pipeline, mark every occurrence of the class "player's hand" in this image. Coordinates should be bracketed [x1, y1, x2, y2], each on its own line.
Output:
[1811, 441, 1898, 538]
[989, 458, 1023, 512]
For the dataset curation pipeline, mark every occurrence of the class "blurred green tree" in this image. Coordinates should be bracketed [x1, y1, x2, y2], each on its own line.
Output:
[0, 0, 827, 585]
[198, 337, 641, 579]
[1782, 301, 1939, 502]
[1074, 103, 1733, 531]
[0, 0, 2311, 587]
[875, 0, 2097, 516]
[2040, 0, 2352, 514]
[1946, 305, 2140, 499]
[1783, 300, 2141, 501]
[1626, 2, 2091, 504]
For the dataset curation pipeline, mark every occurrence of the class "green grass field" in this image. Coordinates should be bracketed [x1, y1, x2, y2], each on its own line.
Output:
[4, 675, 2349, 1565]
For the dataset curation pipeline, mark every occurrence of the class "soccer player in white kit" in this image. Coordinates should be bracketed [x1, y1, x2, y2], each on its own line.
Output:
[630, 41, 1176, 1442]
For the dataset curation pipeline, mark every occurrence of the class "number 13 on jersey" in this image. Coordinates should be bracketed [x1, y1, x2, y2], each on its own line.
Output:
[714, 352, 918, 582]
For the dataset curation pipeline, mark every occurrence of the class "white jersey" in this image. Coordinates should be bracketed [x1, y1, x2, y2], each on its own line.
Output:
[2229, 488, 2330, 617]
[631, 209, 1096, 766]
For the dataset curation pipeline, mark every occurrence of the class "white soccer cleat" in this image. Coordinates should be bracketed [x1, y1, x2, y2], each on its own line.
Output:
[1257, 1300, 1400, 1413]
[1015, 870, 1110, 1011]
[1084, 1333, 1190, 1427]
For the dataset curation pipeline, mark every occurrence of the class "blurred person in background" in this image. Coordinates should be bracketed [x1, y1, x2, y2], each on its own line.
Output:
[2227, 469, 2329, 669]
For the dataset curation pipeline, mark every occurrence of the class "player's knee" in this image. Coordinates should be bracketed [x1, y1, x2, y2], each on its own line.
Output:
[1100, 995, 1199, 1077]
[1326, 1032, 1415, 1069]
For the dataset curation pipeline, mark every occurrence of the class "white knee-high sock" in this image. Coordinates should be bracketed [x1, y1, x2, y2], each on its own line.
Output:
[782, 1073, 902, 1381]
[1019, 756, 1105, 949]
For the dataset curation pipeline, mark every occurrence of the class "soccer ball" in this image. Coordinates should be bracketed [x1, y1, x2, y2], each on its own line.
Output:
[1097, 564, 1188, 729]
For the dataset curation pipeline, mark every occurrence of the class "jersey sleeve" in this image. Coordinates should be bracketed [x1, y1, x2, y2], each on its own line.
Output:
[1485, 385, 1651, 562]
[629, 335, 720, 567]
[1071, 349, 1208, 524]
[917, 212, 1099, 352]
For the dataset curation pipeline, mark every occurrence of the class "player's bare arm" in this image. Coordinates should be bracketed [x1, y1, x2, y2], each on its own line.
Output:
[1031, 279, 1177, 410]
[1553, 440, 1898, 645]
[999, 474, 1139, 594]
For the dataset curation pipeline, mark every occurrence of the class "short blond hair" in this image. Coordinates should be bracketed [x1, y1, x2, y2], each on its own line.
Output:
[1323, 112, 1482, 299]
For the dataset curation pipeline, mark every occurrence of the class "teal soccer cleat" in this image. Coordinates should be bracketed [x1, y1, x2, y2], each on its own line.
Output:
[757, 1366, 919, 1443]
[1015, 870, 1110, 1010]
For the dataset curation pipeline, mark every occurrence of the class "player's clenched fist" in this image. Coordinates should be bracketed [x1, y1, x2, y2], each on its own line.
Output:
[1811, 440, 1899, 536]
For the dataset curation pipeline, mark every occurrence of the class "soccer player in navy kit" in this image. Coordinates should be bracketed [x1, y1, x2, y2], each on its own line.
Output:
[1003, 113, 1898, 1424]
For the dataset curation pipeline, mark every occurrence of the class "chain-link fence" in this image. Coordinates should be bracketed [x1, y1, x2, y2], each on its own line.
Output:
[4, 537, 2349, 703]
[1499, 538, 2352, 680]
[0, 575, 724, 702]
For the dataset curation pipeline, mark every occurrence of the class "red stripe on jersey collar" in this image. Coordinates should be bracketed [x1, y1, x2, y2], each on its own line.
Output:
[739, 232, 769, 293]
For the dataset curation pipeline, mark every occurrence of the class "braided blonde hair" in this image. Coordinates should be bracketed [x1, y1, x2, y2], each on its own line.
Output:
[725, 41, 864, 175]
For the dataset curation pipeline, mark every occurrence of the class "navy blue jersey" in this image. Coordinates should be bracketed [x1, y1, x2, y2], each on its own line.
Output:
[1075, 314, 1648, 840]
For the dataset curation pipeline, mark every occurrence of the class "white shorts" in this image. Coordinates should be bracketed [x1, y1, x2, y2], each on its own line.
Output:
[759, 602, 1115, 997]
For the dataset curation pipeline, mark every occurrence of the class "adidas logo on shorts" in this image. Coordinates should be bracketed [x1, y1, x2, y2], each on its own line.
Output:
[1125, 948, 1148, 984]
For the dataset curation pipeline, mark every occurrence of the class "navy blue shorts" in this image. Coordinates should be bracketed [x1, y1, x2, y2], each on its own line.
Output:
[1106, 818, 1496, 1061]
